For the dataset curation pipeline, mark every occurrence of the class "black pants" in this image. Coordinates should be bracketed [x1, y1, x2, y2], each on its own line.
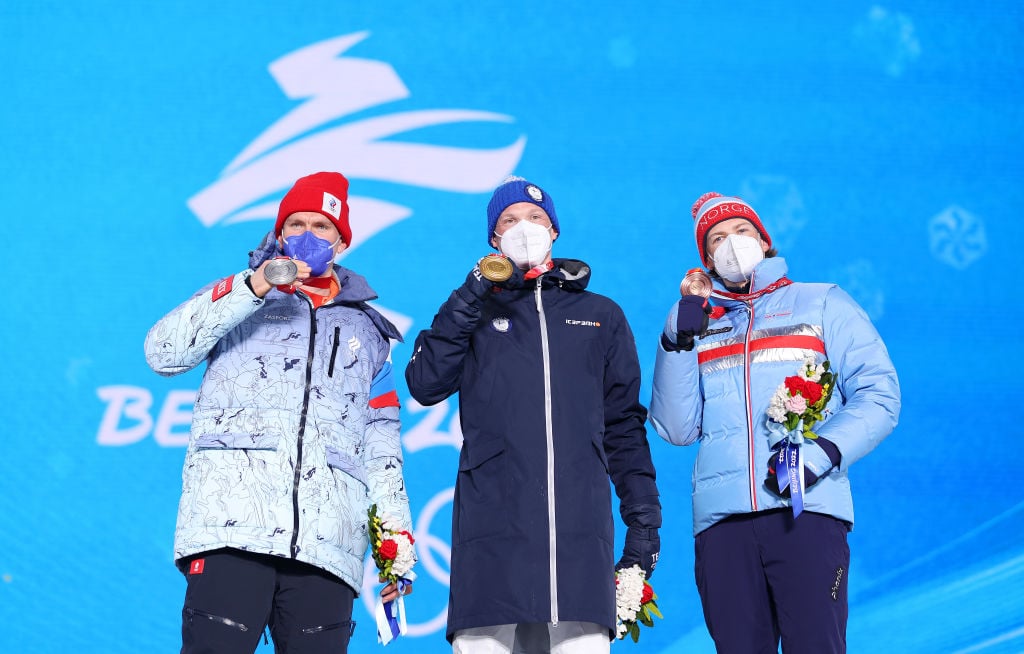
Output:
[180, 549, 356, 654]
[695, 510, 850, 654]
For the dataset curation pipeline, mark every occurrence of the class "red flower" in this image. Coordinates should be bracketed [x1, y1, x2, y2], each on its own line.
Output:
[641, 582, 654, 605]
[784, 375, 805, 396]
[801, 381, 823, 405]
[784, 376, 822, 405]
[379, 539, 398, 560]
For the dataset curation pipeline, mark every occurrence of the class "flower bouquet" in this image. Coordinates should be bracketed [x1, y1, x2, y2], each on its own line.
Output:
[368, 504, 416, 645]
[766, 357, 835, 516]
[614, 565, 662, 643]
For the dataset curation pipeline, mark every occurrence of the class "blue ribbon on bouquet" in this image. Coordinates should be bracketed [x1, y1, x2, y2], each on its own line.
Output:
[376, 574, 415, 646]
[767, 419, 807, 518]
[774, 439, 806, 517]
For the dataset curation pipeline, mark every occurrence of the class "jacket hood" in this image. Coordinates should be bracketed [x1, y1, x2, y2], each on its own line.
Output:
[543, 258, 592, 291]
[331, 265, 402, 342]
[333, 264, 378, 304]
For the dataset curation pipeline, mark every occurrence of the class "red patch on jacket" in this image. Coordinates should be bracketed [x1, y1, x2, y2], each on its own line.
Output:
[211, 276, 233, 302]
[369, 390, 400, 409]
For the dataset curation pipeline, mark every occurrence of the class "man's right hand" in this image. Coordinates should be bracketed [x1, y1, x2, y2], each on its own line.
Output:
[250, 258, 312, 298]
[662, 296, 711, 351]
[456, 264, 496, 302]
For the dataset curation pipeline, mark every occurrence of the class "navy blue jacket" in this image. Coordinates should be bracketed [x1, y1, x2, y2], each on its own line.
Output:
[405, 259, 660, 640]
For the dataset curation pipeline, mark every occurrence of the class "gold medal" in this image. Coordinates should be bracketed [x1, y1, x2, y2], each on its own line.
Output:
[478, 254, 514, 282]
[679, 267, 712, 298]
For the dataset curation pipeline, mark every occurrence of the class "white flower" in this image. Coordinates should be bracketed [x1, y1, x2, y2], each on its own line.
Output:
[798, 356, 824, 383]
[767, 384, 789, 423]
[614, 565, 645, 636]
[391, 531, 416, 578]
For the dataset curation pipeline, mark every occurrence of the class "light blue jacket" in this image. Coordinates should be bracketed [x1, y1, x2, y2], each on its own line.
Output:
[144, 265, 411, 591]
[649, 257, 900, 535]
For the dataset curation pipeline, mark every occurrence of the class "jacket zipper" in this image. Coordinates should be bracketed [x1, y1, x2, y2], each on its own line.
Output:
[290, 296, 318, 558]
[328, 326, 340, 377]
[742, 266, 759, 512]
[534, 280, 558, 625]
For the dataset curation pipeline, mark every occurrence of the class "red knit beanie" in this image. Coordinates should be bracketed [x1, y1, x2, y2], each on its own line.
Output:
[275, 172, 352, 245]
[692, 192, 771, 264]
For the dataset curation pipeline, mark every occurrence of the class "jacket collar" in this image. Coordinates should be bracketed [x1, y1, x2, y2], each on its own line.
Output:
[332, 265, 379, 304]
[539, 258, 592, 291]
[711, 257, 790, 304]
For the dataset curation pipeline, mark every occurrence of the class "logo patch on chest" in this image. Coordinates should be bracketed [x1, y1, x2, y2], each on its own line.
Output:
[490, 316, 512, 333]
[701, 326, 732, 338]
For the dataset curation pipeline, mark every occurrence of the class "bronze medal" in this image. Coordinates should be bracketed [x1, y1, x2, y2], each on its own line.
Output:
[679, 267, 712, 298]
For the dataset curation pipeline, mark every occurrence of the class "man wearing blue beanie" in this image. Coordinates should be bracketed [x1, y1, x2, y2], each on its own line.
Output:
[406, 176, 662, 653]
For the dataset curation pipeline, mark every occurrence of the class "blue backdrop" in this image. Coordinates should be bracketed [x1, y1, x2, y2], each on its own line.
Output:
[2, 2, 1022, 652]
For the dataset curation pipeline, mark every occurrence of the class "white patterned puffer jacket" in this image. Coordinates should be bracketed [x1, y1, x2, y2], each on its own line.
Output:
[145, 264, 412, 592]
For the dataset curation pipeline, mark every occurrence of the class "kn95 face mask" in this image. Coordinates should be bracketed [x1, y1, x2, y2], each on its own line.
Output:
[282, 231, 339, 276]
[712, 234, 764, 283]
[497, 220, 553, 269]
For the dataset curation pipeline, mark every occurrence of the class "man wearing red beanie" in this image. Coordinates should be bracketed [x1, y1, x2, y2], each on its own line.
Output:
[145, 171, 415, 654]
[650, 192, 901, 654]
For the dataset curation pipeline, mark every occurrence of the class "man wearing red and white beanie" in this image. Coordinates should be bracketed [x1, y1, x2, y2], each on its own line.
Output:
[649, 192, 901, 653]
[145, 171, 416, 654]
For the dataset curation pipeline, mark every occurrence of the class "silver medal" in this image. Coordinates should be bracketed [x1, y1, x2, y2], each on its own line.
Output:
[264, 259, 298, 285]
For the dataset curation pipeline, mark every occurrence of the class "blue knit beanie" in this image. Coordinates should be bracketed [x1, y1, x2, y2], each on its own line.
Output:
[486, 176, 559, 247]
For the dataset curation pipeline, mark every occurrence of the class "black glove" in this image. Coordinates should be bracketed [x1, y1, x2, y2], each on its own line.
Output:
[616, 526, 660, 580]
[765, 436, 841, 497]
[498, 263, 527, 290]
[661, 296, 711, 352]
[455, 264, 496, 303]
[455, 260, 527, 303]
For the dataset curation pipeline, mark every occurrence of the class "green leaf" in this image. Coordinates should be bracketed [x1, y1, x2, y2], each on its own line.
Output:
[630, 623, 640, 642]
[804, 430, 818, 440]
[785, 414, 799, 431]
[648, 602, 663, 619]
[639, 612, 654, 627]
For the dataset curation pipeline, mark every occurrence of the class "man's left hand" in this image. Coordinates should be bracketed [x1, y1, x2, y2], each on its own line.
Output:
[379, 578, 413, 603]
[616, 526, 660, 579]
[764, 436, 841, 497]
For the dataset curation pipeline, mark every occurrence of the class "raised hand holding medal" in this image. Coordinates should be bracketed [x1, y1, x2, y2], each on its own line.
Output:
[251, 257, 313, 298]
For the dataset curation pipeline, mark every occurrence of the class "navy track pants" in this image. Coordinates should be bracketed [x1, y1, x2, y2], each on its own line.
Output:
[695, 510, 850, 654]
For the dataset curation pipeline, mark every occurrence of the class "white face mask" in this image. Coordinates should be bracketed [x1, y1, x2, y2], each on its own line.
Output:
[497, 220, 553, 269]
[712, 234, 764, 283]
